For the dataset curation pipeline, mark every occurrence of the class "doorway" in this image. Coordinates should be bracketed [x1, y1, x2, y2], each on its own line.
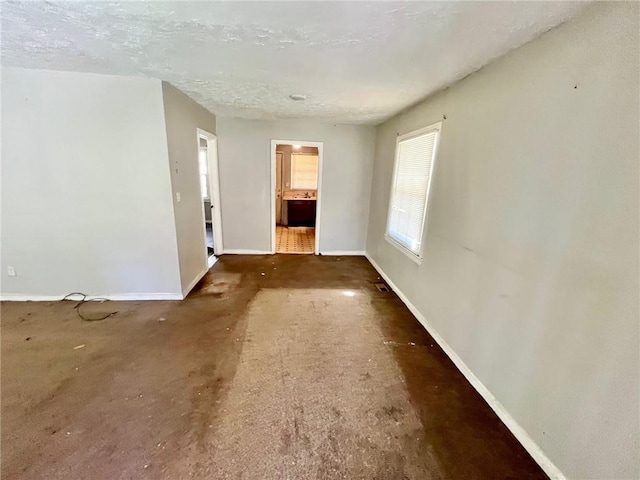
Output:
[271, 140, 323, 254]
[197, 129, 223, 268]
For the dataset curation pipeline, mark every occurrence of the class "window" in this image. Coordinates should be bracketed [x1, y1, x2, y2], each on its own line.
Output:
[385, 123, 441, 263]
[198, 142, 209, 200]
[291, 153, 318, 190]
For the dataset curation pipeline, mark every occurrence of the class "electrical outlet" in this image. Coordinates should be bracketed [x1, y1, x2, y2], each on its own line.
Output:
[7, 266, 16, 277]
[176, 192, 181, 203]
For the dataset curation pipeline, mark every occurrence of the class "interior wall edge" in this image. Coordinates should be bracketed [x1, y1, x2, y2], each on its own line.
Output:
[181, 266, 209, 299]
[158, 80, 185, 295]
[160, 81, 217, 294]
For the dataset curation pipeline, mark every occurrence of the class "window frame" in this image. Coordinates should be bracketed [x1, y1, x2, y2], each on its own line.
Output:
[384, 122, 442, 265]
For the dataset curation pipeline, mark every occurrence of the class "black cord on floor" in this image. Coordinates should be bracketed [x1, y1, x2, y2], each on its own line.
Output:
[61, 292, 118, 322]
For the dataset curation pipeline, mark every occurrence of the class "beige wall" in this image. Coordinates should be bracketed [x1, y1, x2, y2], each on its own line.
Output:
[365, 3, 639, 478]
[217, 118, 375, 253]
[1, 68, 182, 298]
[1, 74, 218, 299]
[161, 82, 217, 295]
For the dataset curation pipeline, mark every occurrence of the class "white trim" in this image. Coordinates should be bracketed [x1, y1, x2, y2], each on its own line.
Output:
[207, 255, 218, 269]
[364, 252, 566, 480]
[320, 251, 366, 256]
[222, 249, 273, 255]
[1, 293, 183, 301]
[181, 265, 209, 299]
[384, 234, 423, 265]
[385, 121, 442, 265]
[197, 129, 224, 257]
[315, 145, 324, 255]
[271, 140, 324, 255]
[271, 142, 277, 253]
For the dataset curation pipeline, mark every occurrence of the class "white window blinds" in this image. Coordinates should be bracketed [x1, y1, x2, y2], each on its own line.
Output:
[386, 124, 441, 260]
[291, 154, 318, 190]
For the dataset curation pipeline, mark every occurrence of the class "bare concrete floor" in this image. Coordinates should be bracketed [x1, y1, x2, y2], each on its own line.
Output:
[1, 255, 546, 479]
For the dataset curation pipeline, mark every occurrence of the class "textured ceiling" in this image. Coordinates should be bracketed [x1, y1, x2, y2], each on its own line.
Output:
[1, 1, 587, 125]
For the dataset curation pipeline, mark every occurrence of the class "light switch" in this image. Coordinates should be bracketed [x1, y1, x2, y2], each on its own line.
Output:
[7, 266, 16, 277]
[176, 192, 181, 203]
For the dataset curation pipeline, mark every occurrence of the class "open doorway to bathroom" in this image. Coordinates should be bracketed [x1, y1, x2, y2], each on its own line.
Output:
[198, 129, 223, 268]
[271, 140, 323, 254]
[199, 137, 215, 262]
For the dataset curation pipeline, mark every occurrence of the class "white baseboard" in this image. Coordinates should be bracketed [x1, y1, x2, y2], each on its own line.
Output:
[364, 252, 566, 480]
[0, 292, 183, 302]
[222, 250, 272, 255]
[320, 251, 366, 256]
[221, 250, 365, 257]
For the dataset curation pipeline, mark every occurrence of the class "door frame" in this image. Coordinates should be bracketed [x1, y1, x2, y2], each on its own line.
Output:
[270, 140, 324, 255]
[197, 128, 224, 259]
[275, 151, 284, 224]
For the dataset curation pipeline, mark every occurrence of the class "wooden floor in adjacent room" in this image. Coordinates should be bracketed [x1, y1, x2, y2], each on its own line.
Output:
[1, 255, 546, 480]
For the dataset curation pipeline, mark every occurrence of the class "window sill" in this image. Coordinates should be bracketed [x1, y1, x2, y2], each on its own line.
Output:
[384, 234, 423, 265]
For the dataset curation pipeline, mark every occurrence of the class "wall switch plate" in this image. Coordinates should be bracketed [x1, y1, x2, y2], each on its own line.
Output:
[7, 266, 16, 277]
[176, 192, 181, 203]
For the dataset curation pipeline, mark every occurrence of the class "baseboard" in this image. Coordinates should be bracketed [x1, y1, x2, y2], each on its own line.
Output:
[181, 266, 209, 298]
[364, 252, 566, 480]
[221, 250, 365, 257]
[0, 292, 183, 301]
[222, 250, 272, 255]
[319, 251, 366, 256]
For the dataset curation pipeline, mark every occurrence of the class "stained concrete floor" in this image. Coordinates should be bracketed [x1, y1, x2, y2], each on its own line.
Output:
[1, 255, 547, 479]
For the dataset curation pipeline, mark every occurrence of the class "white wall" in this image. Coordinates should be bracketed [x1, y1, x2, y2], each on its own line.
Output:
[1, 68, 182, 298]
[216, 118, 375, 253]
[366, 3, 639, 479]
[161, 82, 217, 295]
